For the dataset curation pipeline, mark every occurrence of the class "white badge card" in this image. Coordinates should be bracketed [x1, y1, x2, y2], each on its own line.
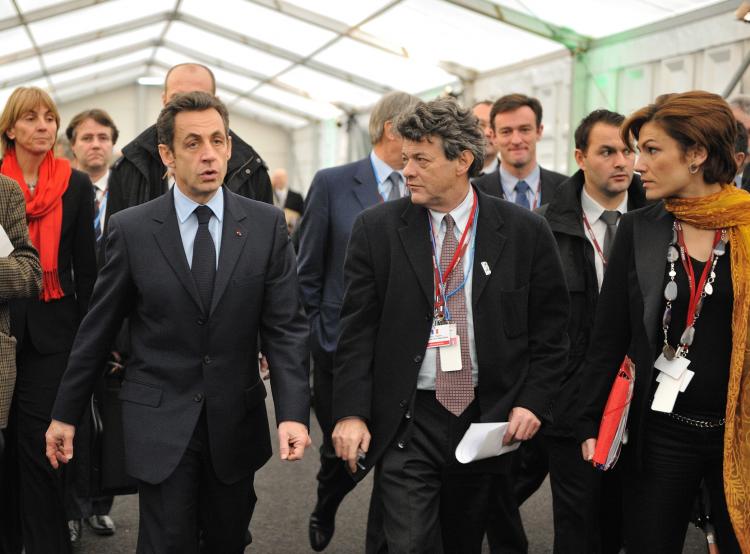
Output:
[653, 353, 690, 380]
[427, 323, 454, 349]
[439, 334, 462, 372]
[656, 368, 695, 393]
[0, 225, 13, 258]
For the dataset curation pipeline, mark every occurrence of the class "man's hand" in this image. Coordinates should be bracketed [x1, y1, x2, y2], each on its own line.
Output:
[45, 419, 76, 469]
[581, 438, 597, 463]
[502, 407, 541, 446]
[259, 354, 270, 381]
[332, 417, 370, 474]
[278, 421, 311, 461]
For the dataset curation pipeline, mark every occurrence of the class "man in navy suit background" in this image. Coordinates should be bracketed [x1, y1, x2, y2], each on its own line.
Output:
[297, 90, 420, 551]
[45, 92, 311, 553]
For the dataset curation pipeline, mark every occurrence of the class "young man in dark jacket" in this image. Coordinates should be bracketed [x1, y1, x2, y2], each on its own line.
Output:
[536, 109, 646, 553]
[105, 63, 272, 229]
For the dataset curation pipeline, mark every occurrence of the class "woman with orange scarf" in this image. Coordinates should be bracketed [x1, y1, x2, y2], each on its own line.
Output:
[0, 87, 96, 553]
[576, 91, 750, 553]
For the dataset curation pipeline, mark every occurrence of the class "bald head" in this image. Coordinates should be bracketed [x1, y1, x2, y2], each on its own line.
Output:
[162, 63, 216, 106]
[271, 168, 288, 191]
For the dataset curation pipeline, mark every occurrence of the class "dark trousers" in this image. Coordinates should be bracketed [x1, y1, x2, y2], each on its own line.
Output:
[375, 390, 508, 554]
[312, 349, 356, 507]
[136, 410, 256, 554]
[623, 411, 740, 554]
[0, 343, 71, 554]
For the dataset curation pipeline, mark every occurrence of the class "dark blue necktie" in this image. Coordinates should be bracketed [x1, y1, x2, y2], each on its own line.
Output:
[192, 205, 216, 312]
[514, 180, 530, 209]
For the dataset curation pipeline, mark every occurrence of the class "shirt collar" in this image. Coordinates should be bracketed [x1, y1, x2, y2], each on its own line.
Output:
[428, 186, 474, 236]
[370, 150, 402, 185]
[173, 184, 225, 224]
[581, 186, 628, 223]
[92, 170, 109, 192]
[499, 163, 540, 190]
[481, 156, 499, 176]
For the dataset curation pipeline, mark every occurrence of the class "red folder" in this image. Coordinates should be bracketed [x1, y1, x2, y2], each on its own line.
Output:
[592, 357, 635, 471]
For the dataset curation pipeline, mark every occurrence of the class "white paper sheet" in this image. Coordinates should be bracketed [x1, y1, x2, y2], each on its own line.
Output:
[0, 225, 13, 257]
[455, 422, 521, 464]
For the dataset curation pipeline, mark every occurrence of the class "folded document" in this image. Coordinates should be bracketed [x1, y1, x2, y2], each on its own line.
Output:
[455, 422, 521, 464]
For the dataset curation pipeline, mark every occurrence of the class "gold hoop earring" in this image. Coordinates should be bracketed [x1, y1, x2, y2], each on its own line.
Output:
[688, 163, 699, 174]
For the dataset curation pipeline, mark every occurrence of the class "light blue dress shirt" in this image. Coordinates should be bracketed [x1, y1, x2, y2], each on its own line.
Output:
[500, 163, 541, 208]
[417, 187, 479, 390]
[370, 151, 406, 202]
[173, 185, 224, 270]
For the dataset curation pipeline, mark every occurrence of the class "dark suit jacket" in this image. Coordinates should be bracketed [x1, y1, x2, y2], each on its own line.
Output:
[473, 164, 567, 207]
[52, 187, 310, 485]
[575, 202, 675, 468]
[284, 190, 304, 214]
[297, 157, 381, 355]
[332, 187, 570, 481]
[10, 170, 97, 354]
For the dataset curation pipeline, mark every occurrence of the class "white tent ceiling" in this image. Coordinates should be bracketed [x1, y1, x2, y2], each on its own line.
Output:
[0, 0, 730, 129]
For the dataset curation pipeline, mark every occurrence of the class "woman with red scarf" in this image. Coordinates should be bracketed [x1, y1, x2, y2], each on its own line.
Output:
[577, 91, 750, 553]
[0, 87, 96, 553]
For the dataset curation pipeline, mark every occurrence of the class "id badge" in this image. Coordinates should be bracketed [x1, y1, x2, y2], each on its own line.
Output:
[653, 353, 690, 380]
[427, 322, 453, 349]
[439, 334, 462, 372]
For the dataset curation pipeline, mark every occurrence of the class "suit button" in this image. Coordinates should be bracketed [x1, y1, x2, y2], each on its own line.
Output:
[203, 355, 212, 365]
[193, 393, 203, 402]
[399, 399, 407, 408]
[413, 355, 423, 363]
[197, 318, 205, 326]
[404, 411, 412, 420]
[397, 440, 406, 449]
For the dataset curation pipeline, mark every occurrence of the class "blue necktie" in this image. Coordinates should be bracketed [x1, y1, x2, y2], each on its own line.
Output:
[192, 205, 216, 313]
[514, 180, 530, 209]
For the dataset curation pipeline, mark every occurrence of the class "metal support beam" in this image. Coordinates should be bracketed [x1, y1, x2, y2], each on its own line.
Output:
[568, 51, 588, 172]
[0, 0, 115, 32]
[442, 0, 590, 53]
[723, 46, 750, 98]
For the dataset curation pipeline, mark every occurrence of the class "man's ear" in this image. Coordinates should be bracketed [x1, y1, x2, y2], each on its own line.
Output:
[158, 144, 175, 169]
[456, 149, 474, 177]
[574, 148, 586, 171]
[226, 134, 232, 161]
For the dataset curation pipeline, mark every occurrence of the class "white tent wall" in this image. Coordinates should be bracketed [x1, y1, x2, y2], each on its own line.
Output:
[55, 84, 291, 174]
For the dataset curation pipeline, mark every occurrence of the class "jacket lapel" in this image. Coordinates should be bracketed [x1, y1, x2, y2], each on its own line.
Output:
[634, 203, 673, 351]
[153, 191, 203, 312]
[352, 158, 381, 210]
[210, 189, 248, 316]
[472, 192, 505, 304]
[539, 167, 557, 206]
[397, 202, 434, 310]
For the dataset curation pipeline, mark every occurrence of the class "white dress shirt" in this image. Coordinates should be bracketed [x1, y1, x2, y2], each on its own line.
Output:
[370, 151, 406, 201]
[417, 187, 479, 390]
[581, 187, 628, 290]
[500, 163, 541, 208]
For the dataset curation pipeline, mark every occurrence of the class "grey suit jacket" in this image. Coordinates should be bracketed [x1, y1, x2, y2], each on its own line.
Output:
[52, 187, 309, 484]
[0, 175, 41, 428]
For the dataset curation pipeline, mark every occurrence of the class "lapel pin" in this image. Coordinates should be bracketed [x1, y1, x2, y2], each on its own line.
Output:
[236, 230, 243, 237]
[481, 261, 491, 276]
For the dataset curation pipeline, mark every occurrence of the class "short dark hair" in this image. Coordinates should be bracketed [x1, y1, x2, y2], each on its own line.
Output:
[622, 91, 737, 185]
[574, 109, 625, 152]
[156, 91, 229, 151]
[397, 97, 485, 178]
[736, 121, 748, 156]
[65, 109, 119, 145]
[489, 93, 543, 131]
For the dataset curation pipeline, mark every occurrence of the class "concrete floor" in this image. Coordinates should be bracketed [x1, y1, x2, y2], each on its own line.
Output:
[77, 381, 709, 553]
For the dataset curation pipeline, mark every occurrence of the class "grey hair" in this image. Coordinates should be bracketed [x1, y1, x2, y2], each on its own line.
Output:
[397, 97, 485, 178]
[157, 91, 229, 151]
[368, 91, 421, 145]
[729, 95, 750, 115]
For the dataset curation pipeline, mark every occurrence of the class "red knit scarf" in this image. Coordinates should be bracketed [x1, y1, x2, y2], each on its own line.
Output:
[1, 149, 70, 301]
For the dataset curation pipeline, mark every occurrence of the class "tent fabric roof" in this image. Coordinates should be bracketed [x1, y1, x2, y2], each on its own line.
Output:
[0, 0, 727, 129]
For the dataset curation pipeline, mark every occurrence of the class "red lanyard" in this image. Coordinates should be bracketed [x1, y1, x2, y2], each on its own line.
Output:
[581, 213, 607, 267]
[675, 224, 722, 328]
[430, 190, 478, 316]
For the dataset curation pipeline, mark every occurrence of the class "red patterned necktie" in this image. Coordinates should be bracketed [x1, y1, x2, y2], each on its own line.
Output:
[435, 214, 475, 416]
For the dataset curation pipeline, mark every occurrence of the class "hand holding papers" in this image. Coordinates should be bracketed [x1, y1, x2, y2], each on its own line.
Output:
[455, 422, 521, 464]
[0, 225, 13, 257]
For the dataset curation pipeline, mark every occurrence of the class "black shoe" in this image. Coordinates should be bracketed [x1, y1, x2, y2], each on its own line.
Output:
[68, 519, 82, 544]
[85, 515, 116, 536]
[309, 490, 344, 552]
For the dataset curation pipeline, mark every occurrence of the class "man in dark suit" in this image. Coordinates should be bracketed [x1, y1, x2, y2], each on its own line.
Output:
[297, 90, 420, 551]
[331, 97, 569, 553]
[537, 109, 645, 553]
[45, 92, 311, 553]
[474, 93, 566, 208]
[271, 168, 304, 214]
